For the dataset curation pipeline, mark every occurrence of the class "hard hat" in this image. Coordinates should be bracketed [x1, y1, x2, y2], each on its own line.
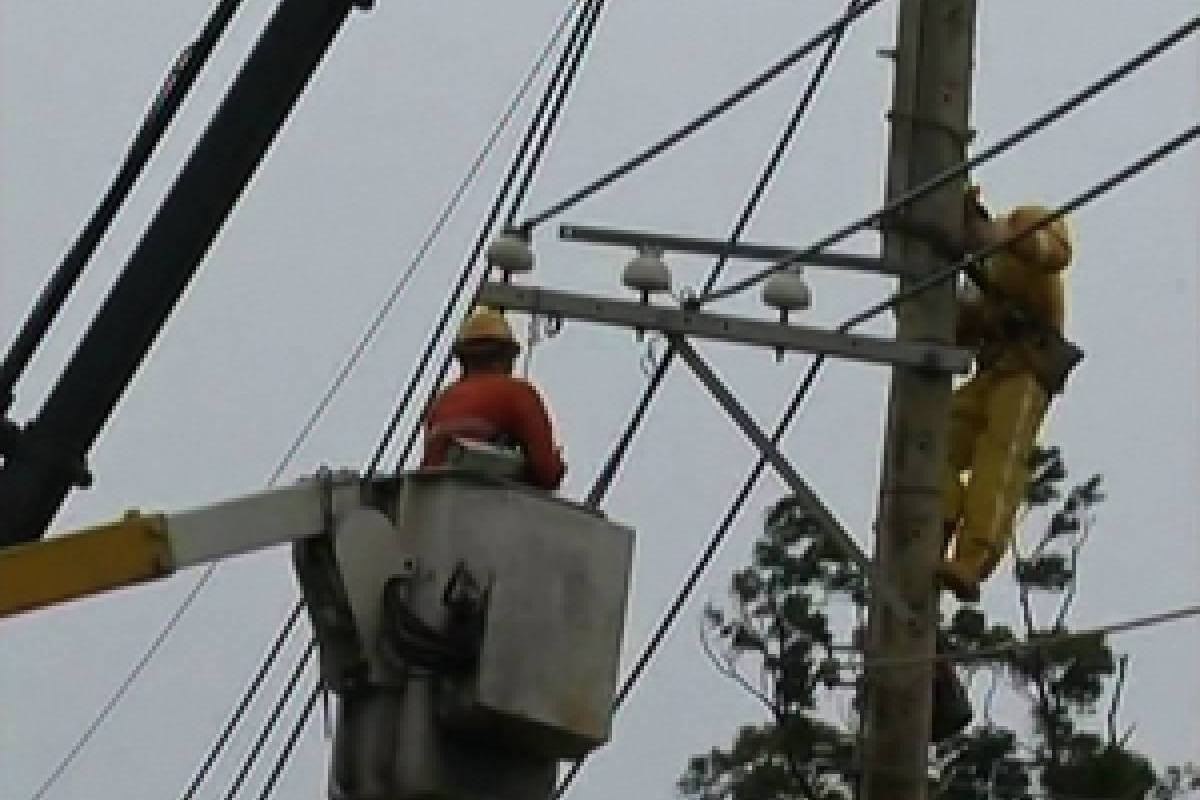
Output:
[454, 306, 519, 355]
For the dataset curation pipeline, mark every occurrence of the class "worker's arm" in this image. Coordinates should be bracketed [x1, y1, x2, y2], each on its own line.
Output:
[0, 476, 362, 619]
[509, 381, 566, 490]
[997, 207, 1072, 273]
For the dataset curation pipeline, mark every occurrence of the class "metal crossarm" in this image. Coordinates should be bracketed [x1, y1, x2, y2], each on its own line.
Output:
[560, 223, 921, 276]
[478, 282, 970, 373]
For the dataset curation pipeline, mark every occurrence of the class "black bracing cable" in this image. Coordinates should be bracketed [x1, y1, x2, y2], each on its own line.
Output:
[559, 119, 1200, 799]
[179, 603, 303, 800]
[221, 640, 316, 800]
[702, 12, 1200, 303]
[585, 0, 867, 509]
[234, 5, 612, 798]
[363, 0, 605, 481]
[0, 0, 247, 406]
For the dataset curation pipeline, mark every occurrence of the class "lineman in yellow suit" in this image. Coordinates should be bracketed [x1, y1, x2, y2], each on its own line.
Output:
[938, 188, 1073, 602]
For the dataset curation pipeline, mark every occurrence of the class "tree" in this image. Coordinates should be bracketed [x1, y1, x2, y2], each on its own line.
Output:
[680, 446, 1195, 800]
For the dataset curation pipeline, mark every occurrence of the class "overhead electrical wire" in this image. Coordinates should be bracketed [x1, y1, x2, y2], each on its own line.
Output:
[556, 2, 875, 795]
[701, 12, 1200, 304]
[226, 3, 610, 797]
[178, 604, 303, 800]
[220, 641, 316, 800]
[517, 0, 887, 232]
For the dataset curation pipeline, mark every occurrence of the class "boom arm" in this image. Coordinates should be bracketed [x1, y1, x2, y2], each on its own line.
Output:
[0, 474, 363, 619]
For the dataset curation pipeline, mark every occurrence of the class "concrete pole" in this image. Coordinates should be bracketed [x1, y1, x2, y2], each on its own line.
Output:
[861, 2, 976, 799]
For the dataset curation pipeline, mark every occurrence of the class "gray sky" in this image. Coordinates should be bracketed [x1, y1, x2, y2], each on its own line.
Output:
[1, 1, 1197, 798]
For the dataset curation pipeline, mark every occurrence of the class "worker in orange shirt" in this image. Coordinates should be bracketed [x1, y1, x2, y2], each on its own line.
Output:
[422, 306, 565, 490]
[939, 188, 1073, 602]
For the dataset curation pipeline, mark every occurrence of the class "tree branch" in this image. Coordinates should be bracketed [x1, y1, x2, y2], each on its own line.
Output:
[699, 621, 776, 716]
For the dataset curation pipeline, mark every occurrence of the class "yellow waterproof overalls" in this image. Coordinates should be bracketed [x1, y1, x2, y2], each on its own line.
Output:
[939, 207, 1072, 600]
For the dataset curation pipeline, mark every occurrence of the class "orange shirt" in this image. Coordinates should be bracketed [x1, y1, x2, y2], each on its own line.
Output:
[422, 373, 565, 490]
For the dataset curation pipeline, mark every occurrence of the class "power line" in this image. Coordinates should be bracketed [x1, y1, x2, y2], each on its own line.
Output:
[518, 0, 887, 231]
[221, 640, 316, 800]
[28, 563, 219, 800]
[701, 12, 1200, 303]
[253, 681, 320, 800]
[556, 2, 875, 794]
[178, 603, 303, 800]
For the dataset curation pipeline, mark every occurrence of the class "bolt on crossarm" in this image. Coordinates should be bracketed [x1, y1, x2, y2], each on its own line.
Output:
[861, 1, 977, 799]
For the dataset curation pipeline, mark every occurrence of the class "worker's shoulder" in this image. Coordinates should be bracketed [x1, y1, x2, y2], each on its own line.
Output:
[1005, 205, 1071, 239]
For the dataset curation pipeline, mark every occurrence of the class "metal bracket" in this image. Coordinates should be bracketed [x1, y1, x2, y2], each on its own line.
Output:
[671, 335, 918, 627]
[559, 223, 924, 277]
[479, 282, 971, 374]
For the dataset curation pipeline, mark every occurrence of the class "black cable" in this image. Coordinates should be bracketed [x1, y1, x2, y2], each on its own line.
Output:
[585, 0, 867, 509]
[519, 0, 886, 232]
[221, 640, 316, 800]
[179, 603, 303, 800]
[363, 0, 605, 480]
[254, 684, 320, 800]
[557, 119, 1200, 799]
[390, 0, 610, 471]
[702, 12, 1200, 303]
[0, 0, 247, 409]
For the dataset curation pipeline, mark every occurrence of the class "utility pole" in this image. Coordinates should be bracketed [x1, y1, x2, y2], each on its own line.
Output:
[861, 1, 976, 799]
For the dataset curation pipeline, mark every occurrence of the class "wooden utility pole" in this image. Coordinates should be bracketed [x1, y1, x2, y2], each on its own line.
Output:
[861, 1, 977, 799]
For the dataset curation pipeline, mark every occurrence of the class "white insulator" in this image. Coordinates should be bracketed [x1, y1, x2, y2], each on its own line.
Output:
[762, 268, 811, 314]
[487, 231, 534, 275]
[622, 246, 671, 296]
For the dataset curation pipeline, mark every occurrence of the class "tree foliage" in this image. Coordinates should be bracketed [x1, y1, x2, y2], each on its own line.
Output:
[681, 446, 1194, 800]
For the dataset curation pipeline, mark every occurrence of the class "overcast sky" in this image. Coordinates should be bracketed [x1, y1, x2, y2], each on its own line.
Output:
[1, 1, 1197, 799]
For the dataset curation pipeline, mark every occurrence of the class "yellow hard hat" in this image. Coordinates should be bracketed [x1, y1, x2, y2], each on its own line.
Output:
[454, 306, 519, 354]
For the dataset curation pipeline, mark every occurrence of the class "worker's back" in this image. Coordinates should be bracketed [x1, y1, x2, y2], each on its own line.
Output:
[423, 373, 564, 489]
